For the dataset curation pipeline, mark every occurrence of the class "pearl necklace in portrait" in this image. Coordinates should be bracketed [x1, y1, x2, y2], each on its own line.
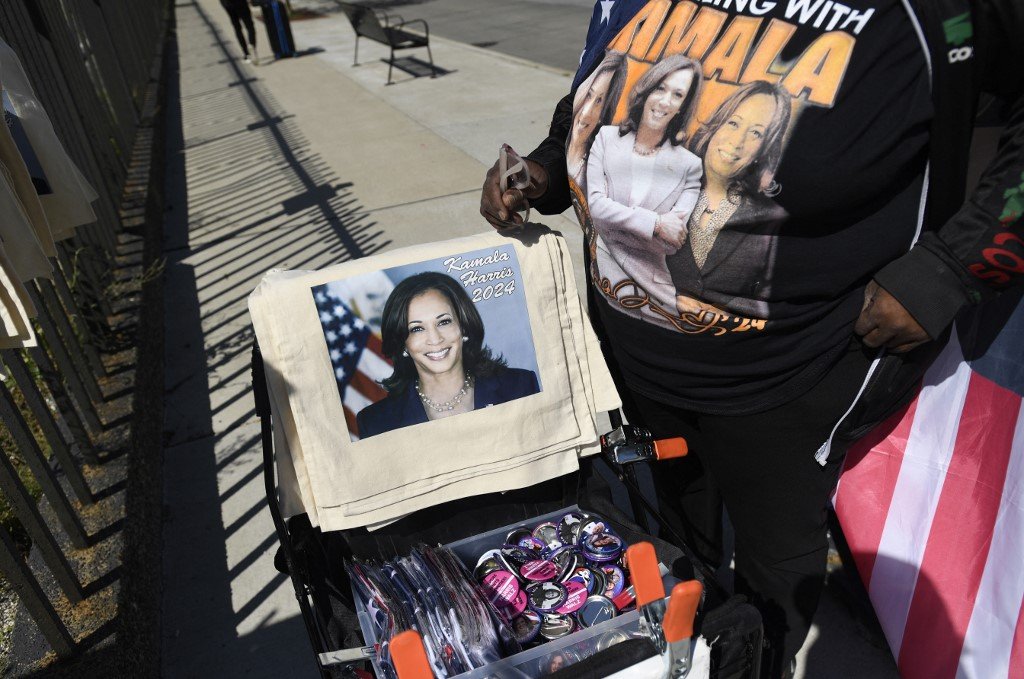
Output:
[416, 374, 473, 413]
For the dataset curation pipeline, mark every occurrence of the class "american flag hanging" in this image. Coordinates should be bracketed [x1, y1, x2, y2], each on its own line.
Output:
[834, 292, 1024, 678]
[312, 285, 393, 440]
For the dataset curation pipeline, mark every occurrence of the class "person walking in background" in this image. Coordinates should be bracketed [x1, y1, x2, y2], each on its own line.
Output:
[220, 0, 258, 64]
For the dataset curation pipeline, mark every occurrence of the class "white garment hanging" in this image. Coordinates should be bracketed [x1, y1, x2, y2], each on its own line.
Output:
[0, 243, 37, 349]
[0, 159, 51, 282]
[0, 39, 97, 243]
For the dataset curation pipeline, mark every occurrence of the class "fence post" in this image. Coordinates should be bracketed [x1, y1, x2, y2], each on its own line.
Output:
[33, 283, 106, 403]
[0, 351, 93, 505]
[0, 442, 84, 604]
[25, 343, 102, 441]
[57, 244, 114, 330]
[46, 271, 108, 379]
[0, 384, 89, 549]
[0, 527, 76, 658]
[27, 288, 105, 428]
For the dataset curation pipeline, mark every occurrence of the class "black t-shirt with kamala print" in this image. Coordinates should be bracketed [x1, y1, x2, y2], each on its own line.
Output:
[565, 0, 932, 414]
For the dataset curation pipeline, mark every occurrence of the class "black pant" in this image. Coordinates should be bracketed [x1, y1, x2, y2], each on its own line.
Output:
[622, 338, 874, 677]
[221, 0, 256, 55]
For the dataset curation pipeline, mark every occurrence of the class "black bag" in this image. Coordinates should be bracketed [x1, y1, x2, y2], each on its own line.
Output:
[258, 0, 295, 59]
[700, 594, 764, 679]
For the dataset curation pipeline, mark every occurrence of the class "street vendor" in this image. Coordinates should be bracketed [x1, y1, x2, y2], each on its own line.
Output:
[480, 1, 1024, 675]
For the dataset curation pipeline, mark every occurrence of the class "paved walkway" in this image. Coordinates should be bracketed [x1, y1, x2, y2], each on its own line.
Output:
[160, 1, 577, 676]
[159, 1, 898, 677]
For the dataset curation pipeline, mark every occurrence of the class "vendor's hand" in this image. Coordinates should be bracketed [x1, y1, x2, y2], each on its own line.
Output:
[655, 212, 688, 249]
[480, 158, 548, 230]
[854, 280, 931, 353]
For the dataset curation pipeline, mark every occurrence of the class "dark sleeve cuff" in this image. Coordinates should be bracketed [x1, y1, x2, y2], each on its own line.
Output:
[873, 244, 975, 339]
[525, 149, 570, 215]
[523, 91, 575, 216]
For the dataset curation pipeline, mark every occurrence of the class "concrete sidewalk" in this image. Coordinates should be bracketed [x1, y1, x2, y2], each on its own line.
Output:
[159, 1, 898, 677]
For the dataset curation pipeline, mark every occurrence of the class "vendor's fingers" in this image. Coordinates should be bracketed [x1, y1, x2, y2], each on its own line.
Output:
[853, 312, 876, 338]
[481, 209, 522, 230]
[502, 187, 529, 213]
[860, 326, 895, 349]
[485, 190, 528, 230]
[480, 162, 508, 227]
[481, 206, 524, 231]
[480, 162, 532, 230]
[498, 211, 525, 227]
[861, 280, 879, 309]
[853, 283, 879, 336]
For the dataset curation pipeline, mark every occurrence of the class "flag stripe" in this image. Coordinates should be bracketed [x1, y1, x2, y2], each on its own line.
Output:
[343, 386, 372, 420]
[897, 373, 1020, 679]
[868, 336, 973, 657]
[351, 370, 387, 403]
[1010, 599, 1024, 679]
[835, 398, 917, 589]
[366, 330, 384, 357]
[342, 381, 374, 442]
[358, 347, 394, 383]
[343, 405, 360, 440]
[956, 407, 1024, 679]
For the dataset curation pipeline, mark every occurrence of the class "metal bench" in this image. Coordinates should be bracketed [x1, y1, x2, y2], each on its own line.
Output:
[338, 2, 435, 85]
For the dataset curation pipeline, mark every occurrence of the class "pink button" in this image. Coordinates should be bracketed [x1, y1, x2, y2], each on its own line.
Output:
[482, 570, 521, 607]
[555, 580, 588, 615]
[501, 589, 528, 616]
[520, 560, 558, 582]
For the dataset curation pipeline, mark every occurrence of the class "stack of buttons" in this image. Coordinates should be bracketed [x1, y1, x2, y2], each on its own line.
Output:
[472, 512, 637, 648]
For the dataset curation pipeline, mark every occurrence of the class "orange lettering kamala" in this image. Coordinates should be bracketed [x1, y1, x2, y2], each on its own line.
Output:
[740, 19, 795, 84]
[611, 59, 653, 122]
[662, 6, 729, 61]
[701, 15, 761, 83]
[780, 31, 854, 106]
[643, 2, 698, 61]
[604, 5, 854, 117]
[607, 0, 672, 57]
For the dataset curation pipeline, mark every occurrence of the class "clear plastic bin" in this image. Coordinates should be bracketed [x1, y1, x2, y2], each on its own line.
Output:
[354, 505, 674, 678]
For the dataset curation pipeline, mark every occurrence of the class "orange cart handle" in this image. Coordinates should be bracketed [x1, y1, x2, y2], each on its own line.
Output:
[392, 630, 433, 679]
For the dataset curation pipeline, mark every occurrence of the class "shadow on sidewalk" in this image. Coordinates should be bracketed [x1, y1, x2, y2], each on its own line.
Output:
[161, 2, 389, 676]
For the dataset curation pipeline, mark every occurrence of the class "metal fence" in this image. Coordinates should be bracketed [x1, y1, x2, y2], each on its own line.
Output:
[0, 0, 168, 658]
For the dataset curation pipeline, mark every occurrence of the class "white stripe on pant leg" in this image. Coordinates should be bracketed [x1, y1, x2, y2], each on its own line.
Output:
[956, 406, 1024, 679]
[868, 331, 973, 658]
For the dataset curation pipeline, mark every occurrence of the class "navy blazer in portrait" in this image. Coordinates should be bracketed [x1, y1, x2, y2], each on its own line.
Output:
[355, 367, 541, 439]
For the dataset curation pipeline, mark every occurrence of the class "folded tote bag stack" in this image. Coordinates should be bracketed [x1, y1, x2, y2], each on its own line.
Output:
[249, 229, 622, 531]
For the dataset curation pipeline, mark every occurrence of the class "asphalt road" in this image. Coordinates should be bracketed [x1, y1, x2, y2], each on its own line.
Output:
[350, 0, 594, 74]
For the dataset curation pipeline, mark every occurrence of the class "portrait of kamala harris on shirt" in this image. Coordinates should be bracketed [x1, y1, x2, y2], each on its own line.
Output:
[586, 54, 704, 314]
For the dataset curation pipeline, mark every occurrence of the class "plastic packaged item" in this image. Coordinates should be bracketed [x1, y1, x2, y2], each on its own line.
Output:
[353, 506, 675, 679]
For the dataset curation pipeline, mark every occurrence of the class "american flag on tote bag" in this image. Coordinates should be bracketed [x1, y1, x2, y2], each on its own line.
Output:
[834, 291, 1024, 679]
[312, 271, 395, 440]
